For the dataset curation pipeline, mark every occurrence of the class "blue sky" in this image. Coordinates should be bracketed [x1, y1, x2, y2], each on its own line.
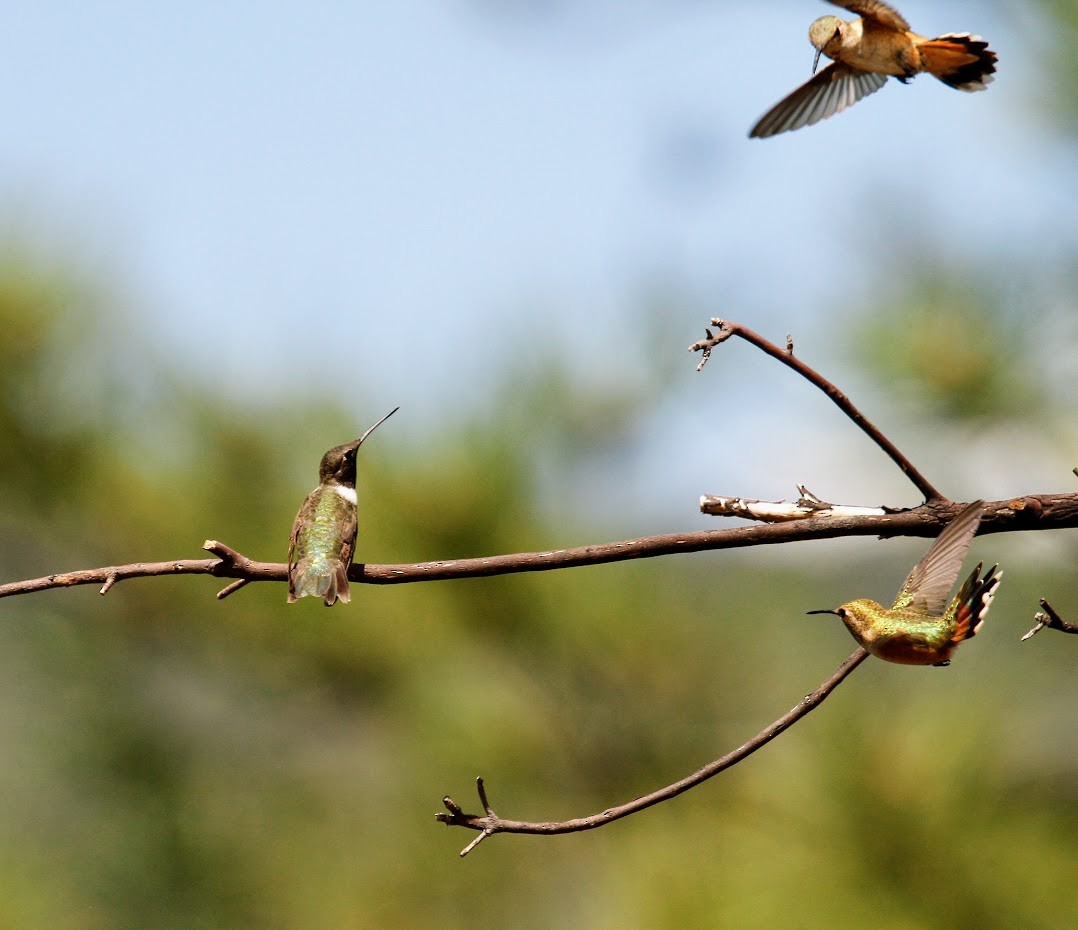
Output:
[0, 1, 1072, 519]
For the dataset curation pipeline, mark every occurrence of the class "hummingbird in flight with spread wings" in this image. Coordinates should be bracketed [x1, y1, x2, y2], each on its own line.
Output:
[287, 407, 398, 606]
[807, 501, 1002, 666]
[749, 1, 997, 139]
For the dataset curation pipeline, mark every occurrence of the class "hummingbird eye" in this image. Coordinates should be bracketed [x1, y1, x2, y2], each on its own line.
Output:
[836, 608, 847, 619]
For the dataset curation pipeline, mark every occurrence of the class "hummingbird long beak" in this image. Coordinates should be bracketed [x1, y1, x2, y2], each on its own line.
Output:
[351, 406, 400, 449]
[806, 609, 840, 617]
[812, 47, 824, 74]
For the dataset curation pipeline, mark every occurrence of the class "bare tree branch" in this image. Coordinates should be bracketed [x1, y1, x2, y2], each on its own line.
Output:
[689, 319, 945, 501]
[1021, 599, 1078, 641]
[436, 647, 871, 855]
[5, 324, 1070, 606]
[0, 317, 1069, 862]
[0, 539, 280, 601]
[2, 497, 1076, 601]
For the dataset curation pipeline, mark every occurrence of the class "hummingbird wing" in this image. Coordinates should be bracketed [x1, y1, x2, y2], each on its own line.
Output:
[287, 512, 301, 570]
[825, 1, 910, 32]
[332, 507, 358, 605]
[338, 508, 357, 567]
[749, 63, 888, 138]
[892, 501, 985, 615]
[286, 492, 317, 602]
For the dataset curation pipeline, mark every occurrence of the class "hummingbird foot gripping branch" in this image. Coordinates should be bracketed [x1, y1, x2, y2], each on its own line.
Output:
[808, 501, 1002, 666]
[750, 1, 997, 138]
[287, 407, 399, 606]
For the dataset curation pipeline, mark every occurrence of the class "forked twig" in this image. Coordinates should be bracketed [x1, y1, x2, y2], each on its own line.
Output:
[689, 319, 944, 502]
[436, 648, 870, 856]
[1021, 599, 1078, 641]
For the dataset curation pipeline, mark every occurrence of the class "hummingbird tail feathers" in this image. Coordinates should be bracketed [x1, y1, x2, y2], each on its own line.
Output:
[919, 34, 997, 92]
[287, 559, 351, 606]
[331, 564, 351, 605]
[949, 562, 1002, 645]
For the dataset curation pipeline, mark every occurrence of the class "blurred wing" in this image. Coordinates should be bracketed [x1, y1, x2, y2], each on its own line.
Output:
[749, 63, 888, 138]
[893, 501, 984, 615]
[826, 1, 909, 32]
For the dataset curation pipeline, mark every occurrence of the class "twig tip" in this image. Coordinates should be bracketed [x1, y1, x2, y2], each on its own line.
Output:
[1020, 617, 1047, 642]
[476, 776, 495, 816]
[459, 829, 492, 858]
[216, 578, 250, 600]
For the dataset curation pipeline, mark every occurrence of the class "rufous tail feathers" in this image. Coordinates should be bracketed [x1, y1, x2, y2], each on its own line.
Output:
[918, 34, 997, 91]
[949, 563, 1002, 646]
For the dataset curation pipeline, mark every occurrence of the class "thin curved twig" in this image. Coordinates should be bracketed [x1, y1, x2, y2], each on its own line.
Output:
[689, 319, 944, 502]
[436, 647, 871, 855]
[1, 497, 1076, 601]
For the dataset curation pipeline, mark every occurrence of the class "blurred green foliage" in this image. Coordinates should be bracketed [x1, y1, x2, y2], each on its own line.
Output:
[2, 6, 1078, 919]
[848, 256, 1048, 424]
[1024, 0, 1078, 130]
[0, 240, 1075, 930]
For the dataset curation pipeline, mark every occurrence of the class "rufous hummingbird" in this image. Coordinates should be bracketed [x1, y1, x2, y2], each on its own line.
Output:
[750, 1, 997, 138]
[287, 407, 399, 606]
[807, 501, 1002, 666]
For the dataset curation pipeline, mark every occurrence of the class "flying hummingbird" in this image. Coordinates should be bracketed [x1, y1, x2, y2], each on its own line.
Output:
[807, 501, 1002, 666]
[287, 407, 399, 606]
[749, 1, 997, 139]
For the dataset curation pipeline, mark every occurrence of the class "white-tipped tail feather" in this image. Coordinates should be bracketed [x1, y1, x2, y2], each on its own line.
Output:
[919, 33, 997, 92]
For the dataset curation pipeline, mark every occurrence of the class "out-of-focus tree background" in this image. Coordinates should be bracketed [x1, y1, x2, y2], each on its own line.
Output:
[0, 2, 1074, 927]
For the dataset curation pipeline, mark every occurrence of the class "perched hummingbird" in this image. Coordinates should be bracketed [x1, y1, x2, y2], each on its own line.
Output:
[287, 407, 398, 606]
[749, 1, 997, 139]
[807, 501, 1002, 666]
